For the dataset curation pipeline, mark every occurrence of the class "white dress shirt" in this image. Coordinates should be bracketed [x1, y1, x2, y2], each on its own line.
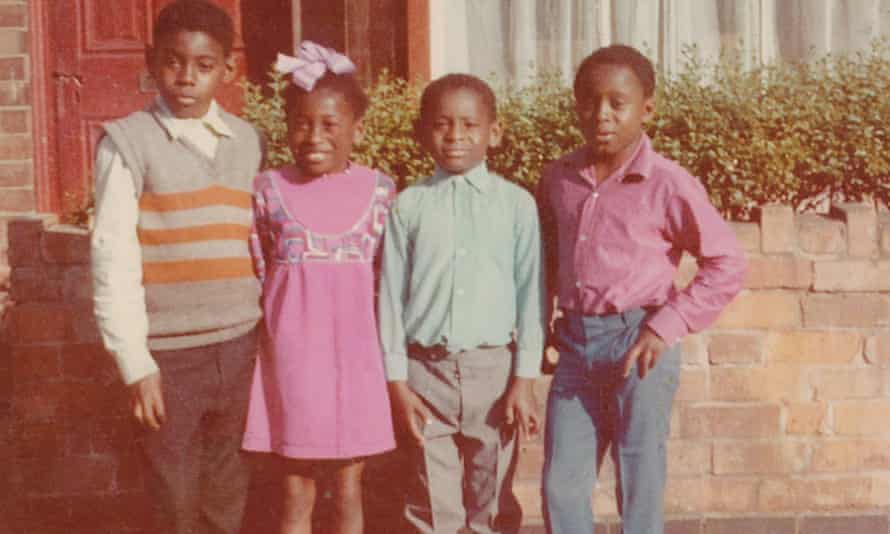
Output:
[91, 98, 234, 385]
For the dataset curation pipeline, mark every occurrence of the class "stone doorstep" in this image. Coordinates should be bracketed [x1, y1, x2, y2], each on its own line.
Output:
[514, 514, 890, 533]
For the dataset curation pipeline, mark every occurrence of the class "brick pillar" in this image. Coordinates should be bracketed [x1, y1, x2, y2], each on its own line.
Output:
[0, 0, 37, 299]
[5, 217, 148, 533]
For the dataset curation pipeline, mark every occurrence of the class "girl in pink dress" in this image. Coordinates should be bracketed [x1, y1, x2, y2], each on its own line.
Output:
[242, 42, 395, 534]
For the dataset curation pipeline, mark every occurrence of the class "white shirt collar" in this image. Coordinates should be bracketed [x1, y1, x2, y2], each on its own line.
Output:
[154, 97, 234, 139]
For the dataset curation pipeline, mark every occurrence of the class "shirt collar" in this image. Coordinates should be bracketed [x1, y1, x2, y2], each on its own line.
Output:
[565, 132, 655, 184]
[153, 97, 235, 139]
[428, 162, 493, 193]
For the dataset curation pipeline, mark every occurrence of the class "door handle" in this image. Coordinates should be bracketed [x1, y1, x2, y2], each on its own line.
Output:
[53, 71, 84, 115]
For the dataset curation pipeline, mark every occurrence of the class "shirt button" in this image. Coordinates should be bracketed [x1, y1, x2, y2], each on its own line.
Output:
[592, 191, 599, 199]
[456, 288, 465, 296]
[575, 281, 582, 288]
[457, 248, 467, 256]
[579, 234, 588, 242]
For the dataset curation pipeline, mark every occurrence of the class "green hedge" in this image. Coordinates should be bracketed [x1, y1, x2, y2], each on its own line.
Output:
[241, 41, 890, 221]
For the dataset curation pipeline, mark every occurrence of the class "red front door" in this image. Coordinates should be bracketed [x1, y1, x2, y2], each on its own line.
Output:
[46, 0, 248, 214]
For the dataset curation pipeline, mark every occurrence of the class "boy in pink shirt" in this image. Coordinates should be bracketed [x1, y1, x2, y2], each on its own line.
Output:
[538, 45, 746, 534]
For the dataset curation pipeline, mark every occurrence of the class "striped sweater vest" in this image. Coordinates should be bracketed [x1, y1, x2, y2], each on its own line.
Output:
[103, 106, 263, 352]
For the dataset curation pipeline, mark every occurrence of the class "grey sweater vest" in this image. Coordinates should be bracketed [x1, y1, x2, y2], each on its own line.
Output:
[103, 105, 263, 352]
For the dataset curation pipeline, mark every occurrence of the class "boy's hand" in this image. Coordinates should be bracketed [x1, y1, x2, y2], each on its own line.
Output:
[388, 381, 432, 446]
[621, 326, 668, 379]
[503, 377, 540, 440]
[129, 372, 166, 431]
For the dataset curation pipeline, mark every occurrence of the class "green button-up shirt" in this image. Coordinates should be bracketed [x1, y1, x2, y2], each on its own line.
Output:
[378, 163, 545, 381]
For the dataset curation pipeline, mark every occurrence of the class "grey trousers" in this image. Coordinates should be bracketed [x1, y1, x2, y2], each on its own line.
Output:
[404, 345, 521, 534]
[140, 329, 257, 534]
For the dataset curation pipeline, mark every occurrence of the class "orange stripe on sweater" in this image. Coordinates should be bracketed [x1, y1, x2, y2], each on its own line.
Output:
[139, 186, 251, 212]
[143, 258, 254, 284]
[138, 224, 250, 245]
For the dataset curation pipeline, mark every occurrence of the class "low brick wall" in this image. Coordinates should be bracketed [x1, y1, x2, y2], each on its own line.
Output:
[5, 204, 890, 533]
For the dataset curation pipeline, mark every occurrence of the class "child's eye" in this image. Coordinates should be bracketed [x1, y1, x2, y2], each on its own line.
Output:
[198, 62, 216, 72]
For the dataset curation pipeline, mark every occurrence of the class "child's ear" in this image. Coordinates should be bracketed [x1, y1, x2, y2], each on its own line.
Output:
[641, 95, 656, 123]
[223, 54, 237, 84]
[352, 118, 365, 145]
[487, 120, 503, 149]
[413, 118, 429, 150]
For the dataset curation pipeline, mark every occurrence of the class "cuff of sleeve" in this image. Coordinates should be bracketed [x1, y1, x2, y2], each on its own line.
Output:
[645, 305, 688, 347]
[513, 349, 542, 379]
[384, 352, 409, 382]
[116, 348, 159, 385]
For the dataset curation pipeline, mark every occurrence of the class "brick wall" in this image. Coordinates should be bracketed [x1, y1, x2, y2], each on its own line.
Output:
[0, 1, 36, 278]
[5, 203, 890, 533]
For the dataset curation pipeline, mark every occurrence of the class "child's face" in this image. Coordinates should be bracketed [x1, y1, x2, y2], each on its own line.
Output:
[419, 88, 502, 175]
[575, 64, 655, 166]
[148, 30, 234, 119]
[288, 89, 363, 177]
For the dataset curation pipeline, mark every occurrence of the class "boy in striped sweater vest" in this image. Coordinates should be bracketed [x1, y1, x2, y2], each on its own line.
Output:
[90, 1, 263, 532]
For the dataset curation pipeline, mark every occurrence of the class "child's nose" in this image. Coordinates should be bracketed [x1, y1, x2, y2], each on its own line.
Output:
[445, 124, 464, 140]
[177, 64, 196, 84]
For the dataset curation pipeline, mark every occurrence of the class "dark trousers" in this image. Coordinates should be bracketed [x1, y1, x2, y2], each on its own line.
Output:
[140, 330, 258, 534]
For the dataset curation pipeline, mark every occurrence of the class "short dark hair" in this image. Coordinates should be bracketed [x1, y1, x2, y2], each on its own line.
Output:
[419, 74, 497, 123]
[153, 0, 235, 56]
[574, 45, 656, 99]
[285, 71, 370, 119]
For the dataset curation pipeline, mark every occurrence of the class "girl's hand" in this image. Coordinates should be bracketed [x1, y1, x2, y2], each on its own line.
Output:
[388, 381, 432, 446]
[503, 377, 540, 440]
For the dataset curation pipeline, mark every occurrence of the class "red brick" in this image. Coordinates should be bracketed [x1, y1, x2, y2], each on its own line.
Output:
[835, 203, 878, 258]
[0, 55, 25, 80]
[12, 496, 73, 532]
[13, 419, 67, 459]
[0, 80, 29, 106]
[663, 477, 706, 514]
[0, 186, 34, 211]
[767, 330, 862, 364]
[681, 334, 706, 366]
[86, 417, 138, 455]
[730, 221, 760, 252]
[665, 519, 702, 534]
[0, 5, 27, 28]
[833, 400, 890, 436]
[703, 516, 795, 534]
[61, 264, 92, 301]
[714, 291, 801, 329]
[41, 225, 90, 264]
[709, 364, 802, 402]
[12, 380, 68, 420]
[706, 477, 759, 513]
[759, 477, 873, 511]
[0, 133, 31, 160]
[759, 204, 795, 253]
[798, 213, 845, 255]
[745, 255, 812, 289]
[713, 441, 808, 475]
[679, 404, 781, 438]
[676, 367, 708, 401]
[666, 440, 709, 476]
[812, 439, 890, 472]
[865, 333, 890, 365]
[786, 401, 829, 435]
[55, 455, 117, 494]
[7, 302, 69, 343]
[798, 515, 889, 534]
[9, 265, 64, 301]
[7, 216, 47, 266]
[708, 333, 763, 364]
[808, 367, 882, 400]
[814, 260, 890, 291]
[70, 302, 102, 343]
[11, 344, 60, 382]
[0, 107, 27, 133]
[115, 452, 146, 492]
[803, 294, 890, 328]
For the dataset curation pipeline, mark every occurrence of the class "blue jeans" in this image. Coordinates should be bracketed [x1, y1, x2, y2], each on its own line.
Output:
[542, 309, 680, 534]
